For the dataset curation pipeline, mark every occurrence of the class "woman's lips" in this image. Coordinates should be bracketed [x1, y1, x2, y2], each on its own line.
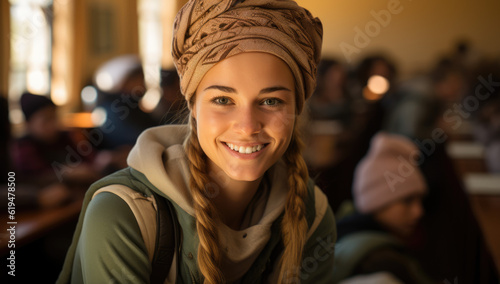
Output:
[224, 142, 268, 154]
[222, 142, 269, 159]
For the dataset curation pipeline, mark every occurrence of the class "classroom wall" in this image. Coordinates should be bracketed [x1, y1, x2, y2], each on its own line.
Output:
[51, 0, 139, 111]
[296, 0, 500, 76]
[78, 0, 140, 91]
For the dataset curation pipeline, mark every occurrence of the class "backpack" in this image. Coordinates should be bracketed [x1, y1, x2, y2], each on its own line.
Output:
[93, 185, 180, 284]
[92, 184, 283, 284]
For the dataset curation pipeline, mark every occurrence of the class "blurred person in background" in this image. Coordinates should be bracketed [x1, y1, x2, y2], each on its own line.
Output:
[151, 68, 186, 125]
[308, 58, 352, 126]
[333, 132, 435, 284]
[363, 57, 497, 283]
[94, 55, 158, 152]
[10, 92, 105, 208]
[6, 92, 115, 284]
[312, 54, 399, 213]
[351, 54, 398, 103]
[383, 58, 468, 140]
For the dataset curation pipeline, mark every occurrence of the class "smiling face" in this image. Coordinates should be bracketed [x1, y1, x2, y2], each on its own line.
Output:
[193, 52, 296, 182]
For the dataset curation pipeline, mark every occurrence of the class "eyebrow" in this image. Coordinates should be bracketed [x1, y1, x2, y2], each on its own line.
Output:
[204, 85, 292, 95]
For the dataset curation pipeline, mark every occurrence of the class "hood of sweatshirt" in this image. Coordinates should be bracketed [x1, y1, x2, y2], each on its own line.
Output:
[127, 124, 289, 281]
[127, 124, 288, 220]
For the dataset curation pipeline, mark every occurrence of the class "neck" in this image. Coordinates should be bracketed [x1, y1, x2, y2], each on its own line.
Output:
[207, 161, 264, 230]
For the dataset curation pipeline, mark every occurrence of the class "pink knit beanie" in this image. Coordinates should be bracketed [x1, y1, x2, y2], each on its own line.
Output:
[353, 132, 427, 214]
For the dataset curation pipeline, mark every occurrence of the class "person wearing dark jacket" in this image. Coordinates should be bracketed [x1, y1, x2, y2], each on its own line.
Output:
[333, 132, 435, 284]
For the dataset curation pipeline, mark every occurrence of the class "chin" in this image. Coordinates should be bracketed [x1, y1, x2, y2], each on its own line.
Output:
[224, 166, 266, 182]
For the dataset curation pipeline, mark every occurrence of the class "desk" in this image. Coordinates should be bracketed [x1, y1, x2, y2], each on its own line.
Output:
[447, 142, 487, 176]
[0, 199, 83, 256]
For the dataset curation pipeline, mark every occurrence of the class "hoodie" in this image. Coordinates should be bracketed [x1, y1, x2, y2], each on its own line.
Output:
[58, 125, 336, 283]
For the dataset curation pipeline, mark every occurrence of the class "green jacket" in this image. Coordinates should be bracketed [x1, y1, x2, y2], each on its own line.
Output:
[57, 125, 337, 283]
[332, 202, 435, 284]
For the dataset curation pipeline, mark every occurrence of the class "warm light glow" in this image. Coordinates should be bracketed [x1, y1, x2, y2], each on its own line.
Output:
[81, 85, 98, 104]
[26, 68, 50, 94]
[140, 88, 161, 113]
[91, 107, 107, 127]
[10, 0, 53, 101]
[363, 86, 383, 101]
[9, 108, 24, 124]
[62, 112, 95, 128]
[95, 72, 114, 92]
[52, 80, 68, 105]
[51, 0, 74, 107]
[367, 75, 390, 95]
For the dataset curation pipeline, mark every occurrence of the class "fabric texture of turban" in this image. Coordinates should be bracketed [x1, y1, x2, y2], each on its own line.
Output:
[172, 0, 323, 113]
[353, 132, 428, 214]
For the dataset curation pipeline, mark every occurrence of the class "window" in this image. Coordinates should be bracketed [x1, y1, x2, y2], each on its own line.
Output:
[9, 0, 53, 124]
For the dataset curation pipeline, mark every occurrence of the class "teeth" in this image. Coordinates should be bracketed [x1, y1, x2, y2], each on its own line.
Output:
[225, 142, 265, 154]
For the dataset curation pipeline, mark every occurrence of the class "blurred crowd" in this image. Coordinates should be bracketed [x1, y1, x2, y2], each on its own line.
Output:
[306, 40, 499, 283]
[0, 55, 186, 281]
[1, 40, 499, 283]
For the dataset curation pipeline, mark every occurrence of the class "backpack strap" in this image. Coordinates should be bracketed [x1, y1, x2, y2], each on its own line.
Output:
[93, 185, 158, 261]
[150, 190, 180, 284]
[93, 185, 179, 284]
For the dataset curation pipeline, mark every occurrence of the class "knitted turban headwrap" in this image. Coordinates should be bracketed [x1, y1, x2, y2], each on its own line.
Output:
[172, 0, 323, 113]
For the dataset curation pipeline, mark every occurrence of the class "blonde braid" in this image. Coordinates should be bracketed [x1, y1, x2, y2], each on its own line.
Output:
[184, 115, 225, 284]
[279, 124, 309, 283]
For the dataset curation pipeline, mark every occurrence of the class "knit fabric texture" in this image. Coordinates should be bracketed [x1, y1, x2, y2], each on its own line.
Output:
[353, 132, 427, 213]
[171, 0, 323, 113]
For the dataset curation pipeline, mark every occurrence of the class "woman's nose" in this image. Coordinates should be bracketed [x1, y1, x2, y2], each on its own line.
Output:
[233, 106, 262, 136]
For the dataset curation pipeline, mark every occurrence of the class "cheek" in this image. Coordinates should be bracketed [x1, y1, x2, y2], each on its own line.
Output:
[265, 110, 295, 140]
[196, 109, 227, 147]
[378, 205, 407, 227]
[392, 206, 414, 225]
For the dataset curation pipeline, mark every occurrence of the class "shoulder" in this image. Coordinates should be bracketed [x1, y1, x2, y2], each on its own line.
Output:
[84, 191, 143, 236]
[335, 231, 401, 258]
[75, 191, 151, 283]
[332, 231, 402, 282]
[298, 182, 337, 283]
[355, 247, 432, 284]
[305, 181, 336, 242]
[80, 190, 147, 258]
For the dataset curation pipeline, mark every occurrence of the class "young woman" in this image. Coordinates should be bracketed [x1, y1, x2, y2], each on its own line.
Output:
[58, 0, 336, 283]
